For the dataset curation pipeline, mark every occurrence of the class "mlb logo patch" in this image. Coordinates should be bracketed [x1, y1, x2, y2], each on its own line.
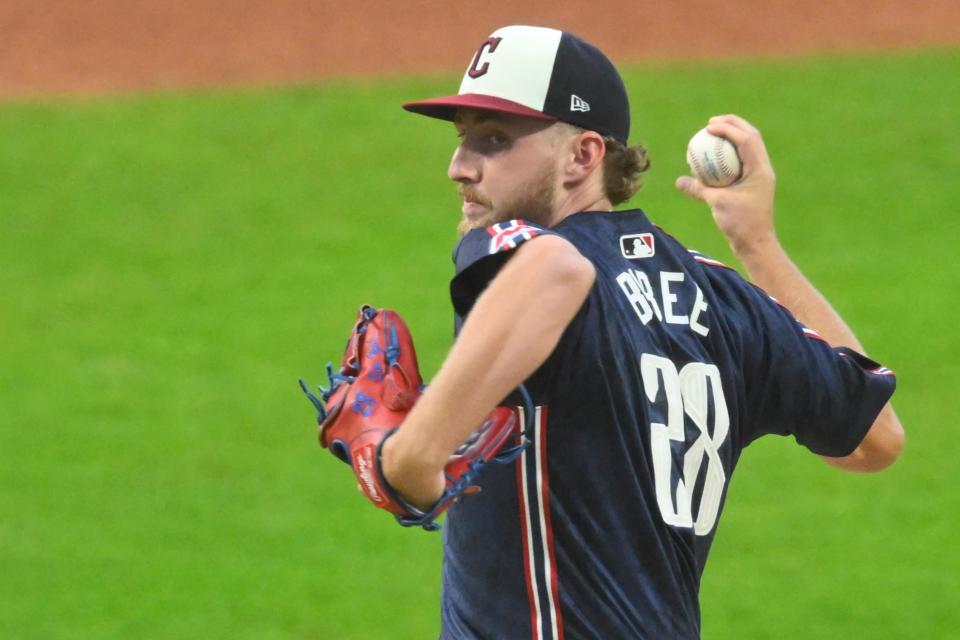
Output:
[620, 233, 655, 259]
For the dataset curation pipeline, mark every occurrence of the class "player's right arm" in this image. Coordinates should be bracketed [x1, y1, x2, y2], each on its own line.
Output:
[729, 236, 904, 471]
[676, 114, 904, 472]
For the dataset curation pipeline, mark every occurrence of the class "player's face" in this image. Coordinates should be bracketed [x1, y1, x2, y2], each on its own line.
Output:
[449, 109, 565, 235]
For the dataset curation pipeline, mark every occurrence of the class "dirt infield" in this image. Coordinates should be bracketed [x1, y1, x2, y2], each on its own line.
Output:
[2, 1, 958, 98]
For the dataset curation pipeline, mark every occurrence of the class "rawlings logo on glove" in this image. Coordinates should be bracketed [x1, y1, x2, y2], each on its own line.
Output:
[300, 305, 530, 530]
[354, 445, 383, 504]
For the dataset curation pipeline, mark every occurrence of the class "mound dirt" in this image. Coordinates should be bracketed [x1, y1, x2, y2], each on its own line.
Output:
[1, 0, 958, 98]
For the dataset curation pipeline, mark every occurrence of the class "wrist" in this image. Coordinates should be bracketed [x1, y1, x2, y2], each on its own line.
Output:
[380, 430, 445, 510]
[729, 232, 783, 266]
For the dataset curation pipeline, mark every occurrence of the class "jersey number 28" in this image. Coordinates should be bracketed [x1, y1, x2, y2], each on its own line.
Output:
[641, 354, 730, 536]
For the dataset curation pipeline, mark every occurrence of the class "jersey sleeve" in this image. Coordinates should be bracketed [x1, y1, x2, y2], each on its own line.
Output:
[450, 219, 555, 317]
[732, 279, 897, 456]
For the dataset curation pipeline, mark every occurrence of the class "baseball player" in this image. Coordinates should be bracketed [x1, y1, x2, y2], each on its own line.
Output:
[324, 25, 904, 639]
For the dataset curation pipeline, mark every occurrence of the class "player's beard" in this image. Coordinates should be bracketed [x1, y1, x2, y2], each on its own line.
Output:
[457, 166, 558, 236]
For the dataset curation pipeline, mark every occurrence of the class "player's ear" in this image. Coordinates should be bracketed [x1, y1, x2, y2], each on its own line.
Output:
[564, 129, 606, 184]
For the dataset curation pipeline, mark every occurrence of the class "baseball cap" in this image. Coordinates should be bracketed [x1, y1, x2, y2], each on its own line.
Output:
[403, 25, 631, 144]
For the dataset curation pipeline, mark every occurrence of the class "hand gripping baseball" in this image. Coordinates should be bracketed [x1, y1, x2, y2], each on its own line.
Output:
[677, 114, 778, 259]
[300, 305, 532, 530]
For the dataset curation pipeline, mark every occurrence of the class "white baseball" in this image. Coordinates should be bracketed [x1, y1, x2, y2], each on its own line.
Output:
[686, 128, 742, 187]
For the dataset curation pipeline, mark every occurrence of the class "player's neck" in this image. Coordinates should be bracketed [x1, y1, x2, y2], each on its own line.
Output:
[545, 188, 612, 227]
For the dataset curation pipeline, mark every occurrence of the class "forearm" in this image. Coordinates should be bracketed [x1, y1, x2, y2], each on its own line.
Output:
[382, 237, 595, 505]
[394, 260, 586, 468]
[734, 237, 903, 472]
[734, 236, 864, 352]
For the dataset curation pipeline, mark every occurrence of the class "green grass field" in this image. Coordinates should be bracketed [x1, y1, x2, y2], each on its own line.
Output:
[2, 49, 958, 639]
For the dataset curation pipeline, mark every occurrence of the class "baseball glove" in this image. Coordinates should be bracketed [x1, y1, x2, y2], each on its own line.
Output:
[300, 305, 530, 531]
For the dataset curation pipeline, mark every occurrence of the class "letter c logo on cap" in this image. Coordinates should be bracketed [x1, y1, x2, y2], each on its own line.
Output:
[468, 37, 503, 79]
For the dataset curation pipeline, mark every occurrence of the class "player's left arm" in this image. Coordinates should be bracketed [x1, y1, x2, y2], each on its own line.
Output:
[380, 234, 596, 507]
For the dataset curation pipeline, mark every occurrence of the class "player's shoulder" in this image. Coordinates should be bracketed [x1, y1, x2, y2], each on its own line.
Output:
[684, 245, 830, 345]
[683, 246, 771, 308]
[453, 219, 560, 275]
[685, 248, 739, 277]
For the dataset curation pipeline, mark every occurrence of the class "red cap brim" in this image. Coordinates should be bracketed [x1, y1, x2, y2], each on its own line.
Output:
[402, 93, 557, 123]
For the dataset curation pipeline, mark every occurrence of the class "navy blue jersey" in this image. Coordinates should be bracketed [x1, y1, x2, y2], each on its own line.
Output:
[440, 211, 895, 640]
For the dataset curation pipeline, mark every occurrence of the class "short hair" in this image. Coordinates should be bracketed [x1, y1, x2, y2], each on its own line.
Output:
[602, 136, 651, 205]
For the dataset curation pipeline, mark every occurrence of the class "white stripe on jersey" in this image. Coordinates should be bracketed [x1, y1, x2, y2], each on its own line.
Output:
[532, 407, 561, 639]
[518, 406, 545, 639]
[518, 406, 562, 640]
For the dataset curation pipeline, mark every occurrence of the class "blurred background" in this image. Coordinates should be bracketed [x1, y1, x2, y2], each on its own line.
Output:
[1, 2, 958, 638]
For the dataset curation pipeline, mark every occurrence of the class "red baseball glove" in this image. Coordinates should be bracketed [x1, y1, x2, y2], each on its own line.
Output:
[300, 305, 529, 530]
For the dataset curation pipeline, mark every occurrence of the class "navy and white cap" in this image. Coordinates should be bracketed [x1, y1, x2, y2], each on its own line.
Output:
[403, 25, 631, 144]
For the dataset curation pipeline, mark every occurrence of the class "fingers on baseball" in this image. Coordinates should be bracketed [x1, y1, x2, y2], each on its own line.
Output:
[709, 114, 757, 132]
[675, 176, 709, 201]
[705, 119, 771, 175]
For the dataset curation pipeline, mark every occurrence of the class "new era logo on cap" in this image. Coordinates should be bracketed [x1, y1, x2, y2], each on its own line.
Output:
[570, 94, 590, 112]
[403, 25, 630, 143]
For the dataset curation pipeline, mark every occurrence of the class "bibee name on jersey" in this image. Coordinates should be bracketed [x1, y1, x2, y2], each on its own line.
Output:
[615, 268, 710, 336]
